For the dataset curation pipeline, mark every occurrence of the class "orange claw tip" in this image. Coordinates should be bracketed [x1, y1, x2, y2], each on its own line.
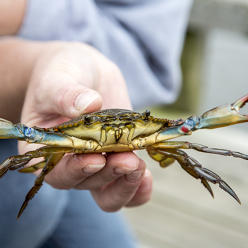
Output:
[233, 94, 248, 123]
[233, 94, 248, 113]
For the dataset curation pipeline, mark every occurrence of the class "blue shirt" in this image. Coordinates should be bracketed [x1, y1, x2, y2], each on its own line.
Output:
[19, 0, 192, 109]
[0, 1, 193, 247]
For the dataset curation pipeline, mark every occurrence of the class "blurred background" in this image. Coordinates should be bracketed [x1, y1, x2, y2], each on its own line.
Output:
[124, 0, 248, 247]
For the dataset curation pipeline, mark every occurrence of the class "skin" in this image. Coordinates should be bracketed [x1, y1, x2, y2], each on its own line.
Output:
[0, 0, 153, 212]
[0, 38, 153, 211]
[0, 0, 27, 35]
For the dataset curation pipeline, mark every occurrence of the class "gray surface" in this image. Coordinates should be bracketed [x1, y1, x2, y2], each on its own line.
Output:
[198, 30, 248, 116]
[124, 128, 248, 248]
[187, 0, 248, 125]
[190, 0, 248, 33]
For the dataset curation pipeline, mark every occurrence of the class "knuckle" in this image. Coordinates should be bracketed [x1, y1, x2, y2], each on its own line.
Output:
[55, 86, 68, 111]
[103, 61, 124, 84]
[54, 84, 80, 115]
[139, 193, 152, 205]
[99, 202, 120, 212]
[109, 62, 123, 79]
[127, 194, 151, 207]
[52, 184, 71, 190]
[46, 173, 72, 190]
[74, 184, 87, 190]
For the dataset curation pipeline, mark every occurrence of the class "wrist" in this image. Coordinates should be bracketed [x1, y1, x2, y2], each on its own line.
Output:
[0, 0, 27, 35]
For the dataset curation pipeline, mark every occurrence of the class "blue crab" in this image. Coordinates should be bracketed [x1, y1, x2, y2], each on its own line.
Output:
[0, 95, 248, 218]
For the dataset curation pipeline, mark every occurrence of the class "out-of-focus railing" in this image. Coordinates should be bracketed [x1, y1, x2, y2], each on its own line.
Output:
[190, 0, 248, 33]
[173, 0, 248, 114]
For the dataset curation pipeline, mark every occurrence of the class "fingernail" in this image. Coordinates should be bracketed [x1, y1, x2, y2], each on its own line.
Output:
[74, 91, 99, 112]
[83, 164, 105, 173]
[126, 170, 143, 183]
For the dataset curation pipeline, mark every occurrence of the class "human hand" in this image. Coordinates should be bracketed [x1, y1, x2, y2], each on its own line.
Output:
[19, 42, 152, 211]
[0, 0, 26, 35]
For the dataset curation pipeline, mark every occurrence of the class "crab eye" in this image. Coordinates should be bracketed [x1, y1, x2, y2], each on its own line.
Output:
[144, 110, 150, 117]
[84, 116, 93, 124]
[141, 110, 150, 121]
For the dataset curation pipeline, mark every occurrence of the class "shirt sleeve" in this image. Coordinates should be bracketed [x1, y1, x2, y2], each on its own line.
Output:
[19, 0, 193, 109]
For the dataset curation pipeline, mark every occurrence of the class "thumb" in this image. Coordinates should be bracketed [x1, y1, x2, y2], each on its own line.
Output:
[50, 82, 102, 118]
[21, 80, 102, 127]
[24, 76, 103, 122]
[21, 44, 104, 124]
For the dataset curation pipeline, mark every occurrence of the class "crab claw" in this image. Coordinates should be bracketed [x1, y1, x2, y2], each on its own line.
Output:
[0, 118, 25, 139]
[195, 94, 248, 130]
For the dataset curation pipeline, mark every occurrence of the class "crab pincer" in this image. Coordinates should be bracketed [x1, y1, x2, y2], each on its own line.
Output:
[195, 94, 248, 130]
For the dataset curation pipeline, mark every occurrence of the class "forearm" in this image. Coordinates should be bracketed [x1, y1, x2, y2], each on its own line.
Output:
[0, 0, 27, 35]
[0, 38, 42, 121]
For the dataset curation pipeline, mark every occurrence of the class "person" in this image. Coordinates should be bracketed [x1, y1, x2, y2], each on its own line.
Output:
[0, 1, 192, 247]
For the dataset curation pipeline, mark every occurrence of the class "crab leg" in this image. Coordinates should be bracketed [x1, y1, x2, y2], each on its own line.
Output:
[18, 160, 46, 173]
[147, 147, 240, 203]
[152, 141, 248, 160]
[17, 153, 64, 218]
[148, 147, 215, 197]
[147, 148, 175, 168]
[0, 119, 91, 148]
[0, 146, 73, 177]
